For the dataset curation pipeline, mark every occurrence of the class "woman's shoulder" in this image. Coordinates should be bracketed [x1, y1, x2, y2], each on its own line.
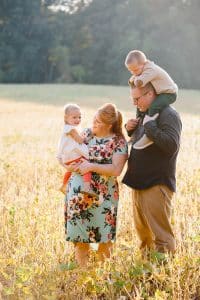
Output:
[113, 135, 127, 144]
[112, 135, 128, 152]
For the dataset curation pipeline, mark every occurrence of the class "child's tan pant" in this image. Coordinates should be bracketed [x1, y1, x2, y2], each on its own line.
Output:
[132, 184, 175, 253]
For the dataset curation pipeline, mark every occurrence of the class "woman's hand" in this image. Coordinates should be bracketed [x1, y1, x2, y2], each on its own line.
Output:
[78, 161, 93, 175]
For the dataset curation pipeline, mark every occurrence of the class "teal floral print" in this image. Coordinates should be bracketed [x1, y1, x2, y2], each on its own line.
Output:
[64, 129, 128, 243]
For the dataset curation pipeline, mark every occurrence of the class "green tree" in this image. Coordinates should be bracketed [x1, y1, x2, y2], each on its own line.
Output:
[0, 0, 199, 88]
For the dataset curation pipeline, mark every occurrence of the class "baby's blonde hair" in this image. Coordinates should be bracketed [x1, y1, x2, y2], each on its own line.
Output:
[64, 103, 81, 115]
[125, 50, 147, 66]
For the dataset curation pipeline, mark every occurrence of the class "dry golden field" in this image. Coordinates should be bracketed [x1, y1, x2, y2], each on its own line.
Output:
[0, 85, 199, 299]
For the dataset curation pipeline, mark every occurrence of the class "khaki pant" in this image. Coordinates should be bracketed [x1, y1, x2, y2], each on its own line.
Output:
[132, 185, 175, 253]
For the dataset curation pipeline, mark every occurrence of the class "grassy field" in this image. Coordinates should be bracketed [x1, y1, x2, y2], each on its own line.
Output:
[0, 84, 200, 299]
[0, 84, 200, 114]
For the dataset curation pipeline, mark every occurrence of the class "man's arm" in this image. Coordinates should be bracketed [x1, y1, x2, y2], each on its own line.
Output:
[144, 111, 182, 155]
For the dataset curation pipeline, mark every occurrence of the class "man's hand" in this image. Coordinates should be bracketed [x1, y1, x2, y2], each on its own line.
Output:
[125, 118, 139, 131]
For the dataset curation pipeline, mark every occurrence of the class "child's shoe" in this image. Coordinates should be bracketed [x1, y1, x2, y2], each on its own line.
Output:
[133, 113, 159, 150]
[143, 113, 159, 125]
[133, 134, 153, 149]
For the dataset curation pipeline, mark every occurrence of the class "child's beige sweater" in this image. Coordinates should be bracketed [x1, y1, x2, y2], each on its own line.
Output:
[130, 60, 178, 94]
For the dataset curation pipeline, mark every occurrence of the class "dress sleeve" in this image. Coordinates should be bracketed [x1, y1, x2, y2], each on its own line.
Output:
[63, 124, 76, 134]
[114, 137, 128, 155]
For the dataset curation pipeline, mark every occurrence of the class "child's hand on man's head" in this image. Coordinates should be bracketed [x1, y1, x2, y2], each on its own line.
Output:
[135, 79, 143, 87]
[128, 75, 135, 85]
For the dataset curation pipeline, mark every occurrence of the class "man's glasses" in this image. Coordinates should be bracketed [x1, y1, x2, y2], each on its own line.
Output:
[132, 91, 149, 103]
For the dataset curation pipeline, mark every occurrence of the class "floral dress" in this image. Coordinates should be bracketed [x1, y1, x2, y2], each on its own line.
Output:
[64, 129, 128, 243]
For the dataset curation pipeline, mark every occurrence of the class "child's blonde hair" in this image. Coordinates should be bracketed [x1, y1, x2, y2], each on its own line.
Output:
[125, 50, 147, 66]
[64, 103, 81, 115]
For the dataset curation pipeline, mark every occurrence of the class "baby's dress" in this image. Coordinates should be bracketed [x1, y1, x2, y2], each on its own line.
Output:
[57, 124, 89, 166]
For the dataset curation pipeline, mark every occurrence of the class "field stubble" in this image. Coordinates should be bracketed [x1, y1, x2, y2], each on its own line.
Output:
[0, 97, 199, 299]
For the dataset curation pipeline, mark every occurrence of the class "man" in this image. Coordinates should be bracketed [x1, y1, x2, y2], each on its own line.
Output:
[123, 82, 182, 253]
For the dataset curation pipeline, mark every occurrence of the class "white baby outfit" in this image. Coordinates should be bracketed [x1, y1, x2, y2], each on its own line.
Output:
[57, 124, 89, 167]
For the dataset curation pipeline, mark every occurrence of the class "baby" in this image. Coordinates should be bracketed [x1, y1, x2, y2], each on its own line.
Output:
[125, 50, 178, 149]
[57, 103, 93, 195]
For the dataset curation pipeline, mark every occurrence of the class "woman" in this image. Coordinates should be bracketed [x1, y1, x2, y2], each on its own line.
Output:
[64, 103, 128, 266]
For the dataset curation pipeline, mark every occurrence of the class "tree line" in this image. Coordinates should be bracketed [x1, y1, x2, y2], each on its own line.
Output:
[0, 0, 199, 88]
